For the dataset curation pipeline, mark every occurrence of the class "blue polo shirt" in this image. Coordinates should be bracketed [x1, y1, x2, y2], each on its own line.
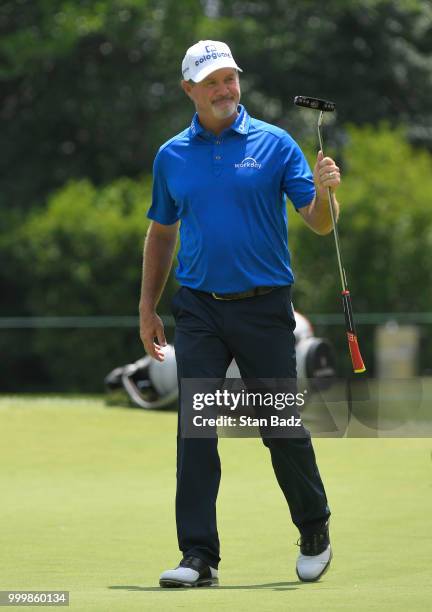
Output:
[147, 105, 315, 292]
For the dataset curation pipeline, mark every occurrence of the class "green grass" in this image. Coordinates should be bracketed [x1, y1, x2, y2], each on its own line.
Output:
[0, 396, 431, 611]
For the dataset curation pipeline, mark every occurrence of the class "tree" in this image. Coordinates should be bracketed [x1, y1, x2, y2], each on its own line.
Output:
[0, 0, 207, 212]
[4, 176, 179, 390]
[2, 0, 431, 214]
[217, 0, 432, 146]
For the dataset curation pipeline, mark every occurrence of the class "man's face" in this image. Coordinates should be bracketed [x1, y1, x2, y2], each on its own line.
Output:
[183, 68, 241, 121]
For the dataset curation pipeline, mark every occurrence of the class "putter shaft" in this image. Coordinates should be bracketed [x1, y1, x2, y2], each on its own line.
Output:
[317, 111, 346, 292]
[316, 111, 365, 373]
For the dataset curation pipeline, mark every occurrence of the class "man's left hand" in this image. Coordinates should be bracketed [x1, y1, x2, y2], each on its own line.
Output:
[313, 150, 341, 198]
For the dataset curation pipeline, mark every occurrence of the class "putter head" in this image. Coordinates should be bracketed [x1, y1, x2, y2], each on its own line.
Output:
[294, 96, 336, 112]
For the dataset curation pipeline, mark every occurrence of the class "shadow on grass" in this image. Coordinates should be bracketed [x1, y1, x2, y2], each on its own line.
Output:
[109, 581, 302, 592]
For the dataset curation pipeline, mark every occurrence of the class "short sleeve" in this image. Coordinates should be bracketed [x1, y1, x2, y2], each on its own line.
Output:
[147, 149, 179, 225]
[281, 134, 316, 210]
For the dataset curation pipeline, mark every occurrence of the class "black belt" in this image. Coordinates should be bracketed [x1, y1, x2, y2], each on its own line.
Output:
[211, 286, 278, 301]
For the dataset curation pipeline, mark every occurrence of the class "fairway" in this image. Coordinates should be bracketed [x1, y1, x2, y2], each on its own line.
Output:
[0, 396, 431, 611]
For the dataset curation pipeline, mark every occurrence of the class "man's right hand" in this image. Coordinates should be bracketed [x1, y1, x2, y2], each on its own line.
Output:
[139, 308, 167, 362]
[138, 220, 179, 362]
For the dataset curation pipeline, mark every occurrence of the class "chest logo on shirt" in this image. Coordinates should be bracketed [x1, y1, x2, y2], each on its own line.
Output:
[234, 157, 262, 169]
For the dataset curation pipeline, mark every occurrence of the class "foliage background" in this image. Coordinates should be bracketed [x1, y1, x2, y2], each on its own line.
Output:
[1, 0, 431, 390]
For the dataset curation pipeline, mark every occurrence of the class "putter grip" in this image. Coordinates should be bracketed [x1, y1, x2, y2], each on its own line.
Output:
[347, 332, 366, 373]
[342, 291, 366, 374]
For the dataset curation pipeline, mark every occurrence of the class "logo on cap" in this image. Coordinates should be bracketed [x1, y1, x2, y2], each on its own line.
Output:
[194, 50, 232, 67]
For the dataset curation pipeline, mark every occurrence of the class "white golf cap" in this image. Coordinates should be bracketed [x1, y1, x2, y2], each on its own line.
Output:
[181, 40, 242, 83]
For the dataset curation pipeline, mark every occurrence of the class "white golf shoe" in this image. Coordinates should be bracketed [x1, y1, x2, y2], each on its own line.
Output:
[159, 555, 219, 588]
[296, 520, 332, 582]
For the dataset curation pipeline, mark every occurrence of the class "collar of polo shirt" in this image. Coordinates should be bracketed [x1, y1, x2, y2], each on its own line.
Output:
[189, 104, 250, 138]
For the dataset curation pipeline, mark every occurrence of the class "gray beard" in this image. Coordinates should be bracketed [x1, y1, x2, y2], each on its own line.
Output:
[211, 100, 237, 120]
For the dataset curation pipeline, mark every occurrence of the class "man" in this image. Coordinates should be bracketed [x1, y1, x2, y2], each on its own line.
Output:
[140, 40, 341, 588]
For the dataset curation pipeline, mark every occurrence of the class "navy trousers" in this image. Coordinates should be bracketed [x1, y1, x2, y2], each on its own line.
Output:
[172, 285, 330, 568]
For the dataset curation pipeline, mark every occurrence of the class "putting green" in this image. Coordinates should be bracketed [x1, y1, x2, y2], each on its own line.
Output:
[0, 396, 431, 611]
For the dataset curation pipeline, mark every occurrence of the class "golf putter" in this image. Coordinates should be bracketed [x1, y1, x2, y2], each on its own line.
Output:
[294, 96, 366, 374]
